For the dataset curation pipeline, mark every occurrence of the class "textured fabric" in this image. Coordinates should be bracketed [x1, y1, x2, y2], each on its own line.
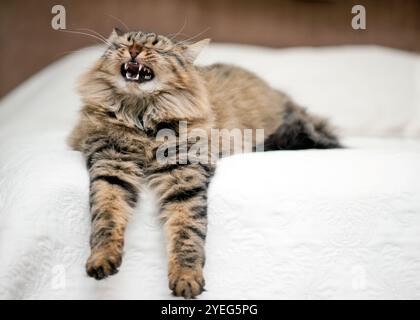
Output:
[0, 45, 419, 299]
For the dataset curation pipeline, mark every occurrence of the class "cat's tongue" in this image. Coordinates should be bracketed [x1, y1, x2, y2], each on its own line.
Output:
[125, 62, 141, 80]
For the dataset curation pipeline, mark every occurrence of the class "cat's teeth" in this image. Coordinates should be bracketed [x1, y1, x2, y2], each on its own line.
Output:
[126, 72, 140, 81]
[124, 63, 128, 70]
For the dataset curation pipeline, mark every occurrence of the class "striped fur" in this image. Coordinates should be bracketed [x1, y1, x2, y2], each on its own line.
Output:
[69, 29, 340, 298]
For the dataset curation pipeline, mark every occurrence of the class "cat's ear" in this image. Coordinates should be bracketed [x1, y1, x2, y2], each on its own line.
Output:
[182, 38, 210, 63]
[108, 27, 125, 41]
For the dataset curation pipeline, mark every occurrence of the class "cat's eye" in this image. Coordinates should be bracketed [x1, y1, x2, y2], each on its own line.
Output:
[112, 43, 128, 50]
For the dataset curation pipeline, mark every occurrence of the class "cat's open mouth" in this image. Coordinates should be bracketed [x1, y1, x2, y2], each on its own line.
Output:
[120, 61, 154, 82]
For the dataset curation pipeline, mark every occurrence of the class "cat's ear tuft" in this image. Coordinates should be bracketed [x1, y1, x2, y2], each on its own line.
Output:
[109, 27, 125, 40]
[183, 38, 210, 63]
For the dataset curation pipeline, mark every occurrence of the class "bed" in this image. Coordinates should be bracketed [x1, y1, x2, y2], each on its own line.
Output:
[0, 44, 419, 299]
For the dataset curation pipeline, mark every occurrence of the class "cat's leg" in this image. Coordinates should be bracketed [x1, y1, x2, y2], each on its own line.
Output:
[264, 100, 341, 151]
[84, 139, 143, 280]
[148, 162, 215, 298]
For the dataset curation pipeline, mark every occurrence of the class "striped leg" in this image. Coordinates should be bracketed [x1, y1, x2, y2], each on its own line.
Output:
[148, 163, 214, 298]
[85, 146, 142, 280]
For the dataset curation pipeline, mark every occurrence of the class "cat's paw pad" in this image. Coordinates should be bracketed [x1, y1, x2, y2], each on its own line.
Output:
[86, 248, 122, 280]
[169, 267, 205, 299]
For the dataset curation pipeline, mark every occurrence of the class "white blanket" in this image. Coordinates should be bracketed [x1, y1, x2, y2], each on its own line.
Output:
[0, 45, 419, 299]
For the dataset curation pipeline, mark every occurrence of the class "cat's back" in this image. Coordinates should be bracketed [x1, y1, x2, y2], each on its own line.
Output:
[196, 63, 287, 133]
[198, 63, 269, 95]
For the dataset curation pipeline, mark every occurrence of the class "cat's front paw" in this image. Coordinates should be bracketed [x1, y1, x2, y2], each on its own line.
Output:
[169, 266, 205, 299]
[86, 246, 122, 280]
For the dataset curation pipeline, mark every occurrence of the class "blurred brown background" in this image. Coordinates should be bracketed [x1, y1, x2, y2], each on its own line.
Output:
[0, 0, 419, 98]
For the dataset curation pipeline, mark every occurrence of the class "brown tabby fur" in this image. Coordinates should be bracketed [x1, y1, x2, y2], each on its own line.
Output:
[68, 29, 339, 298]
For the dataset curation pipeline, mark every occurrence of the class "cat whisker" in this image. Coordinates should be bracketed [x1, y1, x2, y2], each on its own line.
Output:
[58, 29, 112, 47]
[107, 14, 130, 32]
[76, 28, 109, 43]
[168, 17, 188, 42]
[176, 27, 211, 46]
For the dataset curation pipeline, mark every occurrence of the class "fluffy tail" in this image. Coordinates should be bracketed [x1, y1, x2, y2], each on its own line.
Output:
[263, 101, 341, 151]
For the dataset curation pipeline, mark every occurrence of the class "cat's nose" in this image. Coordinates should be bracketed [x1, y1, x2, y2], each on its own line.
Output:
[129, 46, 141, 59]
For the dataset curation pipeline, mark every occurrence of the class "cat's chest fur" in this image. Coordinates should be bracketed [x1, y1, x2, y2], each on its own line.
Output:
[104, 109, 184, 166]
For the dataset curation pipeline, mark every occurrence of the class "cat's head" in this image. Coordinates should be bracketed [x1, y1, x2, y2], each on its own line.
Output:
[85, 28, 210, 97]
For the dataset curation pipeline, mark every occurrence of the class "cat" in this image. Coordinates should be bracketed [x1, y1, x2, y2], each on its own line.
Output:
[68, 28, 340, 298]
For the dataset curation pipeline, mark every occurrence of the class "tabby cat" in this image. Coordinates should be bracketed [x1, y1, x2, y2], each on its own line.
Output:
[68, 28, 340, 298]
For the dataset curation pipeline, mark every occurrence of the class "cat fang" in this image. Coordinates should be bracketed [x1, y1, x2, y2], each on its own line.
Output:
[120, 61, 154, 82]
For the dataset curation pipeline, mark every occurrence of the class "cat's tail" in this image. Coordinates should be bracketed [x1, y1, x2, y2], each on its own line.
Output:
[263, 100, 341, 151]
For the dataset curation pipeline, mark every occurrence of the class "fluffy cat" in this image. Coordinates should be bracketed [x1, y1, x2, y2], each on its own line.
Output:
[68, 28, 340, 298]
